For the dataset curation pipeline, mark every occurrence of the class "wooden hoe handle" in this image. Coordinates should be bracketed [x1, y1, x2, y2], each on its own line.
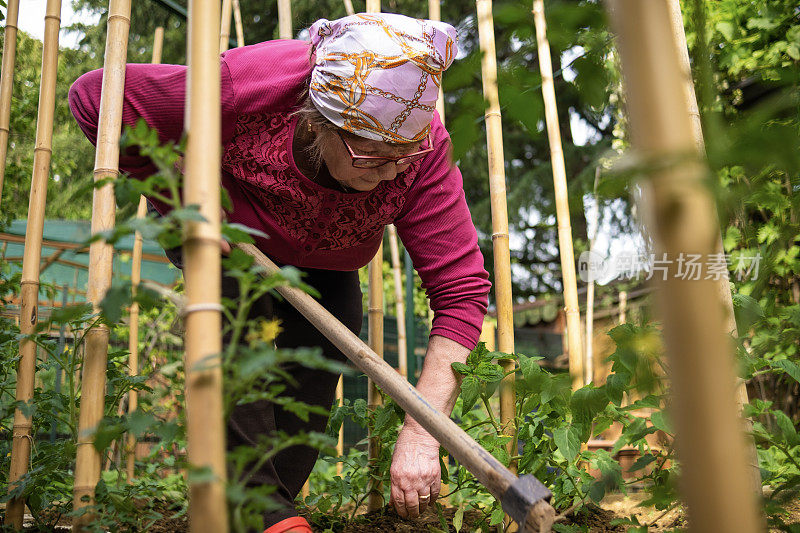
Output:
[237, 243, 556, 532]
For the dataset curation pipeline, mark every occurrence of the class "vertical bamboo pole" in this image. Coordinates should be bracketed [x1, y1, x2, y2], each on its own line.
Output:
[5, 0, 61, 526]
[608, 2, 761, 531]
[336, 375, 344, 476]
[73, 0, 131, 525]
[343, 0, 355, 16]
[428, 0, 445, 122]
[124, 24, 165, 484]
[152, 25, 165, 64]
[367, 238, 384, 511]
[277, 0, 292, 39]
[0, 0, 20, 205]
[476, 0, 516, 469]
[184, 0, 228, 528]
[387, 225, 407, 379]
[665, 0, 761, 494]
[232, 0, 245, 47]
[532, 0, 584, 389]
[219, 0, 232, 53]
[618, 290, 627, 324]
[363, 0, 383, 513]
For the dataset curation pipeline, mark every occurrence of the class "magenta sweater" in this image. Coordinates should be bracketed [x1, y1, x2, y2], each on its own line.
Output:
[69, 39, 490, 349]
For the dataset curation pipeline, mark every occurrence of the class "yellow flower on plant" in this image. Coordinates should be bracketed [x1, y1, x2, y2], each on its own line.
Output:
[246, 318, 283, 345]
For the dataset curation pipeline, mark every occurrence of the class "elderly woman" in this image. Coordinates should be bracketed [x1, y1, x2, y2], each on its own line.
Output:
[70, 13, 490, 533]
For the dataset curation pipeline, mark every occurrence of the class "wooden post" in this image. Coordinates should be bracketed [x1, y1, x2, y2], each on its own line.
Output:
[343, 0, 355, 16]
[73, 0, 130, 526]
[476, 0, 516, 468]
[367, 237, 384, 511]
[184, 0, 228, 529]
[387, 225, 407, 379]
[5, 0, 61, 527]
[336, 375, 344, 476]
[219, 0, 233, 53]
[232, 0, 245, 47]
[607, 2, 762, 531]
[532, 0, 584, 390]
[277, 0, 292, 39]
[0, 0, 20, 205]
[665, 0, 761, 494]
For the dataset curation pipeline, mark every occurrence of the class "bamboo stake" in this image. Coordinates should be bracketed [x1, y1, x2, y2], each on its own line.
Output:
[277, 0, 291, 39]
[239, 242, 556, 531]
[73, 0, 131, 525]
[387, 225, 407, 378]
[343, 0, 355, 16]
[5, 0, 62, 526]
[665, 0, 761, 495]
[0, 0, 20, 206]
[428, 0, 445, 122]
[336, 375, 344, 476]
[232, 0, 245, 47]
[476, 0, 516, 470]
[367, 238, 384, 511]
[618, 290, 627, 324]
[366, 0, 380, 13]
[584, 170, 601, 384]
[219, 0, 233, 53]
[184, 0, 228, 529]
[122, 24, 165, 484]
[532, 0, 584, 390]
[607, 2, 761, 531]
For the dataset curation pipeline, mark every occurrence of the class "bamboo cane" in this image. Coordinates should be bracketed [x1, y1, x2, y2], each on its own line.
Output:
[0, 0, 20, 206]
[277, 0, 291, 39]
[366, 0, 380, 13]
[428, 0, 445, 122]
[184, 0, 228, 529]
[387, 225, 407, 379]
[367, 238, 384, 511]
[232, 0, 244, 47]
[73, 0, 131, 526]
[607, 1, 761, 531]
[532, 0, 584, 389]
[336, 375, 344, 476]
[343, 0, 355, 16]
[5, 0, 62, 527]
[618, 290, 627, 324]
[123, 24, 165, 484]
[665, 0, 761, 495]
[219, 0, 233, 53]
[584, 169, 601, 384]
[476, 0, 516, 469]
[239, 242, 556, 531]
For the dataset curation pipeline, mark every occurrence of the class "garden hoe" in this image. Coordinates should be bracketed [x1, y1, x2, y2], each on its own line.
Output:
[237, 242, 556, 533]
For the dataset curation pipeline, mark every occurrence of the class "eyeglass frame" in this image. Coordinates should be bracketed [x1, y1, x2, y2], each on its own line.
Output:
[337, 131, 434, 169]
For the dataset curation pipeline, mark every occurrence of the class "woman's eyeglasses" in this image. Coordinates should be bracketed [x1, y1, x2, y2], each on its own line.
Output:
[338, 132, 434, 169]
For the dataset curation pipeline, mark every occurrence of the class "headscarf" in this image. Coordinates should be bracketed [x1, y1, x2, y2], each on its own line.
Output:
[308, 13, 458, 143]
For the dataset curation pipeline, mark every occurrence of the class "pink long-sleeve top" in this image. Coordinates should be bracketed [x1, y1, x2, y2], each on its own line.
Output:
[69, 39, 490, 349]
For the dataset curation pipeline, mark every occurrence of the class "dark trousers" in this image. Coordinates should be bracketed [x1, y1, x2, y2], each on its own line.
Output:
[221, 268, 363, 529]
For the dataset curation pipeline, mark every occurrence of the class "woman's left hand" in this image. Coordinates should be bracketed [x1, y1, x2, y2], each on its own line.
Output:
[390, 425, 441, 519]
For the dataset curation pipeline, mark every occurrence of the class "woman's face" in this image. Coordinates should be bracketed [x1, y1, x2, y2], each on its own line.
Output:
[320, 131, 423, 192]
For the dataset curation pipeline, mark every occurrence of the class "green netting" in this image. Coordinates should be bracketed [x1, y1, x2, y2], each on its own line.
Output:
[1, 219, 181, 303]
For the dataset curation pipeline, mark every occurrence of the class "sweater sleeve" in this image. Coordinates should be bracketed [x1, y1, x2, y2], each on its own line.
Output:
[394, 115, 491, 350]
[68, 61, 237, 181]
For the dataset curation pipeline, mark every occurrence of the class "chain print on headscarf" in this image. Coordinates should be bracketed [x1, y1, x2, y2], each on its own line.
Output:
[222, 112, 421, 250]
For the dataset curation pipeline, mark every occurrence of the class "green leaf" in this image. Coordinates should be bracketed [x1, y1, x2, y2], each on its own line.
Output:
[774, 411, 800, 446]
[353, 398, 367, 419]
[629, 453, 657, 472]
[650, 410, 672, 434]
[732, 293, 764, 335]
[100, 282, 133, 324]
[716, 21, 735, 42]
[476, 362, 505, 383]
[605, 372, 627, 405]
[453, 506, 464, 533]
[460, 375, 480, 416]
[490, 507, 505, 526]
[451, 362, 471, 375]
[553, 425, 581, 461]
[772, 359, 800, 384]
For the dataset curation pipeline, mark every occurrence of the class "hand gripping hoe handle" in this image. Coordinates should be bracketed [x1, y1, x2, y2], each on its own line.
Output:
[237, 243, 556, 532]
